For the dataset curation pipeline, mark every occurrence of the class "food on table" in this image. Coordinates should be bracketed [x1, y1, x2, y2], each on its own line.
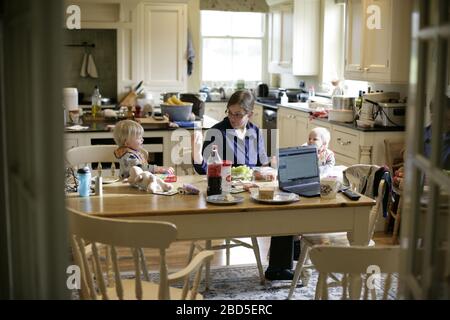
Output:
[258, 187, 274, 200]
[231, 165, 253, 181]
[253, 167, 277, 181]
[225, 194, 235, 202]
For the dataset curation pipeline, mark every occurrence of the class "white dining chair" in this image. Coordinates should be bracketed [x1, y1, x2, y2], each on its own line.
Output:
[287, 179, 387, 299]
[309, 245, 400, 300]
[65, 145, 119, 177]
[69, 208, 214, 300]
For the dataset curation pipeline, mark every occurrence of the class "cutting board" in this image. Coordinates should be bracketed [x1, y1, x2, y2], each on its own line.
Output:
[135, 116, 170, 128]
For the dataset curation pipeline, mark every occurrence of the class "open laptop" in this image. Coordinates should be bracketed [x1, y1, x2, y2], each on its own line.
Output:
[277, 145, 320, 197]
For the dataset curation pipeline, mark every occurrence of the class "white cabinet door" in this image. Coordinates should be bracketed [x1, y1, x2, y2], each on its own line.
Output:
[139, 3, 187, 91]
[292, 0, 320, 75]
[268, 3, 293, 74]
[363, 0, 392, 76]
[344, 0, 365, 76]
[344, 0, 412, 83]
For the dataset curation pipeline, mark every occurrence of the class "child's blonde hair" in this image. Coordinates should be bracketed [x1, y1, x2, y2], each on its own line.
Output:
[113, 120, 144, 146]
[310, 127, 331, 147]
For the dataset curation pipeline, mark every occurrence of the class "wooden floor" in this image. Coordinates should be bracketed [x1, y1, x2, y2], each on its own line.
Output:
[116, 231, 395, 272]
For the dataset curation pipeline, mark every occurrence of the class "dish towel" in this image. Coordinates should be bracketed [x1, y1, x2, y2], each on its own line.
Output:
[80, 53, 88, 77]
[87, 54, 98, 78]
[187, 30, 195, 76]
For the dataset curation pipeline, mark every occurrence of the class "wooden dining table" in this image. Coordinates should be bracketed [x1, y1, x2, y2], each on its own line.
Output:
[66, 175, 376, 246]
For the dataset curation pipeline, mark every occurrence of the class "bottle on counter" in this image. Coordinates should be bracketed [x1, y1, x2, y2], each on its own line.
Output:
[207, 145, 222, 196]
[280, 91, 288, 105]
[91, 85, 102, 118]
[308, 86, 315, 98]
[354, 90, 363, 123]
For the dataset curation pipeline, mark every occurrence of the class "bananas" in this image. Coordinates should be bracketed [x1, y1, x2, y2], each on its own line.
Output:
[165, 95, 188, 106]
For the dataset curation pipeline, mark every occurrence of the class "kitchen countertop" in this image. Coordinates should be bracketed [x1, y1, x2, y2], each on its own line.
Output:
[64, 115, 219, 133]
[272, 102, 405, 132]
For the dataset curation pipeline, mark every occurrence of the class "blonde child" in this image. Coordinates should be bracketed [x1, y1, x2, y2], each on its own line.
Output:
[303, 127, 335, 169]
[113, 120, 174, 179]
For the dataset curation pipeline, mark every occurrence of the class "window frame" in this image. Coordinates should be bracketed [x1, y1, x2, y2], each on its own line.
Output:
[200, 10, 268, 85]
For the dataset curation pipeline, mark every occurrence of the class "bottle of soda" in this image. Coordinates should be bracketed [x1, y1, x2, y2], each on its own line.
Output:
[207, 145, 222, 196]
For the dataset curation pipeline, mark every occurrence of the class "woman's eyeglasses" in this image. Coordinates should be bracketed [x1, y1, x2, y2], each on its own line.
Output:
[225, 109, 248, 119]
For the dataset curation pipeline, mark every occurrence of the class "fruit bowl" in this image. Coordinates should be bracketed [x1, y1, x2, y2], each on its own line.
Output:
[160, 103, 193, 121]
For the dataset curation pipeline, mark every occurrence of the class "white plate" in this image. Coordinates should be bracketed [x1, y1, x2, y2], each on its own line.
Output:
[251, 192, 300, 204]
[206, 194, 244, 205]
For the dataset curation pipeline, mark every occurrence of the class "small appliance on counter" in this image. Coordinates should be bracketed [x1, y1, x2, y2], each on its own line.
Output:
[358, 92, 406, 128]
[374, 102, 406, 127]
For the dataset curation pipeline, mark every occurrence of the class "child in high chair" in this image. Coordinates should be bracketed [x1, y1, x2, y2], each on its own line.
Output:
[113, 120, 174, 179]
[303, 127, 335, 173]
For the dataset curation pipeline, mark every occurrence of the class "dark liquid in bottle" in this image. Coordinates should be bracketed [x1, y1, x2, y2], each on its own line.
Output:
[207, 176, 222, 196]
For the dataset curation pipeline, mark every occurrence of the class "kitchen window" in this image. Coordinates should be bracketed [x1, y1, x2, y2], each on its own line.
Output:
[201, 11, 265, 83]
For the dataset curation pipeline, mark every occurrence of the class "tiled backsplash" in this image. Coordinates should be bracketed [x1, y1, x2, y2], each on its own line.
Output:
[63, 29, 117, 103]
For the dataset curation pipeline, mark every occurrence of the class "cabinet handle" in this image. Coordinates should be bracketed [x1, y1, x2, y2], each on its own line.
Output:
[364, 67, 370, 72]
[337, 138, 351, 146]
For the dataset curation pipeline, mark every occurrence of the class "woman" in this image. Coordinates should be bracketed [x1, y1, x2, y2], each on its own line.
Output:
[192, 89, 295, 281]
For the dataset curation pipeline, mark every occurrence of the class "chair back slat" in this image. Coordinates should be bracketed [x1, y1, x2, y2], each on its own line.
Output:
[189, 265, 204, 300]
[133, 248, 143, 300]
[91, 242, 109, 300]
[74, 236, 97, 300]
[139, 248, 151, 281]
[110, 246, 124, 300]
[158, 249, 170, 300]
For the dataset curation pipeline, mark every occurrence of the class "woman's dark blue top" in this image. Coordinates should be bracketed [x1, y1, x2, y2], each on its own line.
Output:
[193, 117, 269, 174]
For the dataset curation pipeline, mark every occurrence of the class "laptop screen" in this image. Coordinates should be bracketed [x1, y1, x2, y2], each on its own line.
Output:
[278, 146, 319, 183]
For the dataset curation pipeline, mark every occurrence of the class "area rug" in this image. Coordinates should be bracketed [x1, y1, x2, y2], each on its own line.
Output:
[72, 264, 398, 300]
[125, 264, 398, 300]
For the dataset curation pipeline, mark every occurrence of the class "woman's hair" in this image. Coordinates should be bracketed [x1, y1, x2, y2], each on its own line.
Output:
[113, 120, 144, 146]
[226, 90, 255, 113]
[311, 127, 331, 147]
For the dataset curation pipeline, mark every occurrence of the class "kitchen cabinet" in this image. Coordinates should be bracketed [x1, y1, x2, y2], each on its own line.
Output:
[277, 106, 405, 166]
[268, 2, 293, 74]
[277, 108, 309, 148]
[252, 104, 263, 128]
[292, 0, 320, 75]
[344, 0, 412, 83]
[137, 2, 187, 91]
[204, 102, 227, 122]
